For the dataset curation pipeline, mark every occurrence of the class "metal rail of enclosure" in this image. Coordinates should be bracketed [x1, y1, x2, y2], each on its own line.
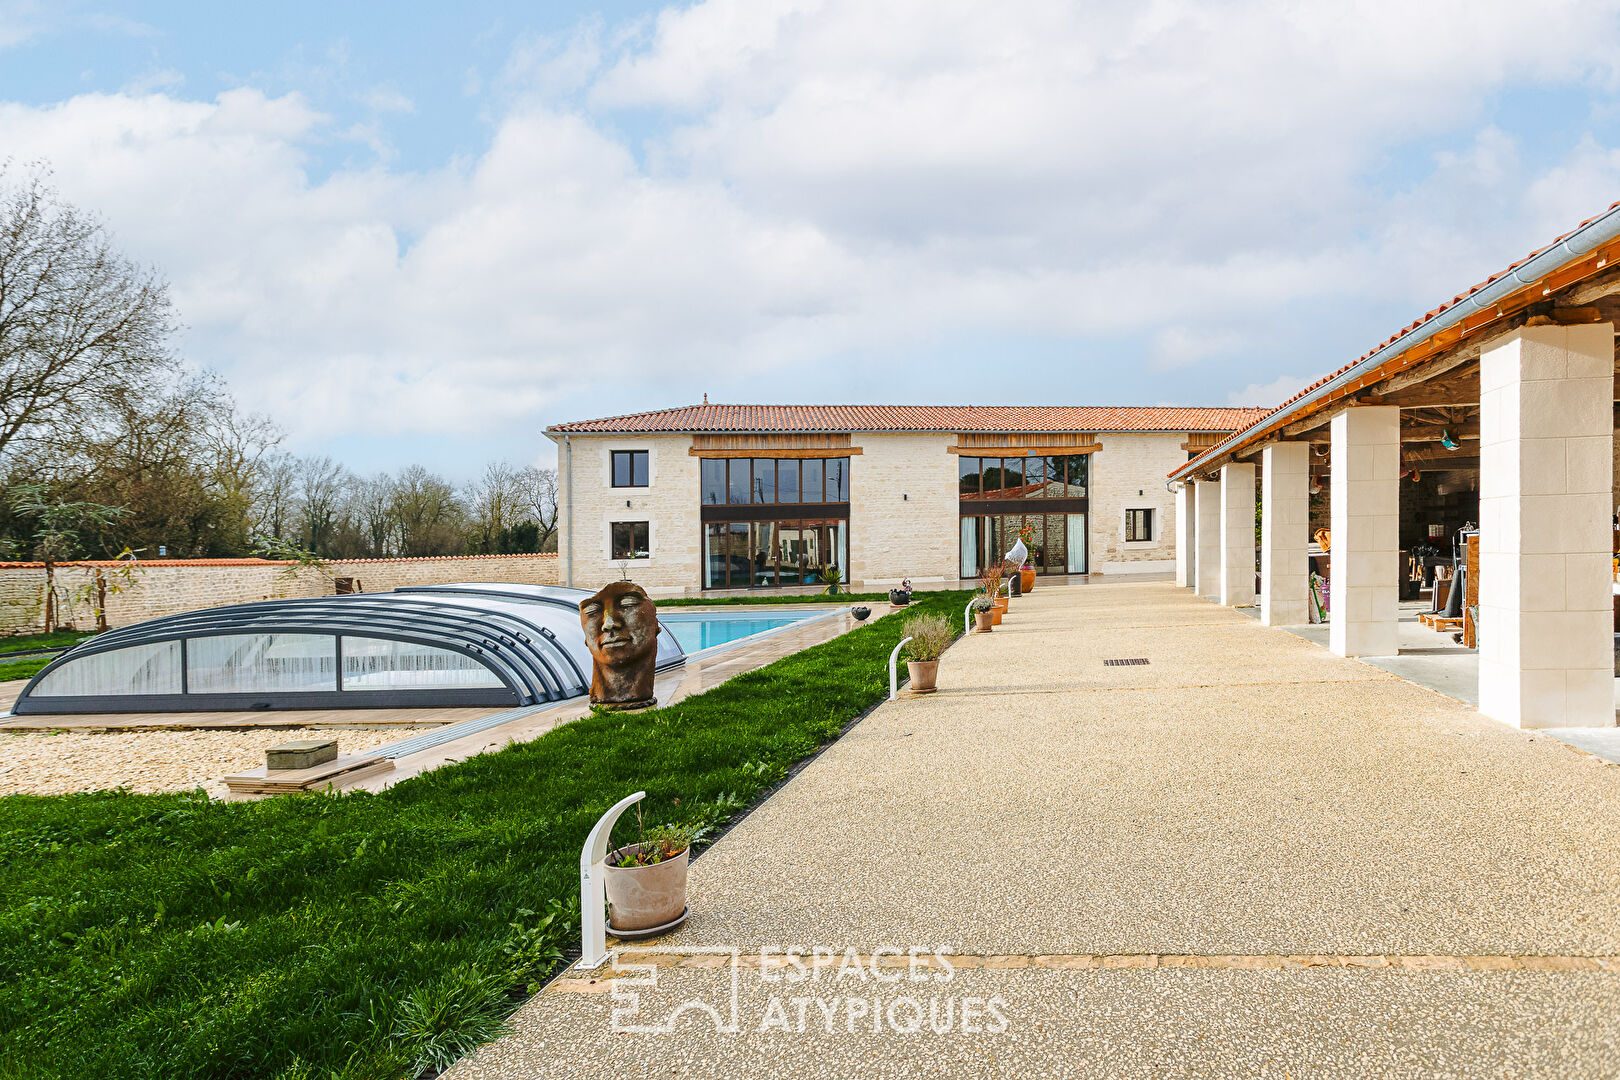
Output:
[11, 584, 685, 715]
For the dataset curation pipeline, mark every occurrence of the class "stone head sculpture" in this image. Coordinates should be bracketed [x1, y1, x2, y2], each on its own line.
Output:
[579, 581, 660, 709]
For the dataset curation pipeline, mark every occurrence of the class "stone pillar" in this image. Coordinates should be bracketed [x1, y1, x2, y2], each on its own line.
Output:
[1220, 462, 1256, 606]
[1195, 479, 1222, 600]
[1260, 441, 1311, 625]
[1329, 406, 1400, 657]
[1175, 483, 1195, 588]
[1478, 323, 1615, 728]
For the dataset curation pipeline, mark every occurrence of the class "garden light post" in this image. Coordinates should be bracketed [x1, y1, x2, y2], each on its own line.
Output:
[575, 789, 645, 970]
[889, 636, 913, 701]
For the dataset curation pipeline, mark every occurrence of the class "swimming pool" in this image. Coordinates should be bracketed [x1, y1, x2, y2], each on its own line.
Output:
[658, 608, 832, 654]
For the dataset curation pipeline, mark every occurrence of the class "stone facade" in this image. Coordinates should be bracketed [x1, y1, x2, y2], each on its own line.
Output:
[1087, 432, 1186, 575]
[849, 433, 959, 586]
[554, 433, 703, 595]
[0, 554, 558, 636]
[549, 429, 1216, 596]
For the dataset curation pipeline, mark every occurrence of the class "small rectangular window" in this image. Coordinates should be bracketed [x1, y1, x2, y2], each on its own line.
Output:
[611, 450, 649, 487]
[612, 521, 650, 560]
[1125, 508, 1154, 542]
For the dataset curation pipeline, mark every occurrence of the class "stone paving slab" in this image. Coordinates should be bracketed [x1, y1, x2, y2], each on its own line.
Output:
[449, 964, 1620, 1080]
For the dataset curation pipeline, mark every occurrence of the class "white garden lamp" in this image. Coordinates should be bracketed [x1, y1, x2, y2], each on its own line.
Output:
[575, 789, 645, 970]
[889, 636, 913, 700]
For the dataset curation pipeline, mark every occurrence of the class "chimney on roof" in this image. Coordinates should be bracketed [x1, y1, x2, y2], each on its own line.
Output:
[703, 392, 708, 404]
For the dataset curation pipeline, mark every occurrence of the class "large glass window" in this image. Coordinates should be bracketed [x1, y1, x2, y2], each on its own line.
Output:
[826, 458, 850, 501]
[802, 459, 824, 502]
[187, 634, 337, 694]
[701, 459, 726, 505]
[712, 456, 848, 506]
[341, 637, 504, 690]
[777, 459, 799, 503]
[727, 459, 752, 503]
[611, 450, 649, 487]
[32, 641, 183, 697]
[752, 458, 776, 503]
[704, 518, 845, 588]
[957, 454, 1088, 499]
[959, 456, 981, 498]
[612, 521, 650, 560]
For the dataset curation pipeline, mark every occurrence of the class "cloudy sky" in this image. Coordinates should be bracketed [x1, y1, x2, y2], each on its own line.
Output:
[4, 0, 1620, 478]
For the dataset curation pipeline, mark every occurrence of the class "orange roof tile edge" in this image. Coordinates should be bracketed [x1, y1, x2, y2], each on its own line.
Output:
[549, 404, 1270, 434]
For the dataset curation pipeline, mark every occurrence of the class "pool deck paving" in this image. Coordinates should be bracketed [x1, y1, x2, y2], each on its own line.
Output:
[448, 580, 1620, 1080]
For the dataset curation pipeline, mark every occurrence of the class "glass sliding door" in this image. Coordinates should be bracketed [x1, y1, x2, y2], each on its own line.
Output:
[1066, 514, 1087, 573]
[960, 516, 981, 579]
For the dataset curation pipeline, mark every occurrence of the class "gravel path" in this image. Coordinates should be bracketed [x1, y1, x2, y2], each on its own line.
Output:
[0, 725, 432, 798]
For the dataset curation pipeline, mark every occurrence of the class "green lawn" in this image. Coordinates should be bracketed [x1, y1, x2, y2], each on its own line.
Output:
[0, 631, 96, 656]
[0, 590, 970, 1080]
[0, 631, 95, 683]
[655, 590, 899, 607]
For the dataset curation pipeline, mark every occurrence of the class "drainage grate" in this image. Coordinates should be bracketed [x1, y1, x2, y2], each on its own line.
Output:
[1103, 658, 1150, 667]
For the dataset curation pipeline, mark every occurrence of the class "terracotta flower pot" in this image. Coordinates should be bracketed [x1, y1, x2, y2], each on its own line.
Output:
[992, 597, 1009, 614]
[990, 607, 1003, 625]
[906, 659, 939, 693]
[605, 844, 689, 933]
[974, 611, 994, 632]
[1020, 568, 1036, 591]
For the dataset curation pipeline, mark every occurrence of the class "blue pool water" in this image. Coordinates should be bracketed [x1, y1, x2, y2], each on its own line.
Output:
[659, 609, 822, 653]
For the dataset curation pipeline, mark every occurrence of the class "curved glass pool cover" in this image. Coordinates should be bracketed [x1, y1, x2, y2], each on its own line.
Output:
[12, 583, 685, 715]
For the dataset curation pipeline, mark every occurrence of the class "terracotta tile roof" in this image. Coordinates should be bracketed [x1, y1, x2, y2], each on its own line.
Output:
[0, 554, 556, 569]
[549, 404, 1270, 434]
[1172, 198, 1620, 479]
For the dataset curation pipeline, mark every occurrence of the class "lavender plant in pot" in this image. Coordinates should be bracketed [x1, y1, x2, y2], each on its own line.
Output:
[605, 817, 701, 936]
[901, 612, 953, 693]
[971, 595, 995, 632]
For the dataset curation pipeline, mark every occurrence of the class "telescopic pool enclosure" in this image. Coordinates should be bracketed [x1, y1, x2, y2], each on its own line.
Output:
[10, 583, 685, 715]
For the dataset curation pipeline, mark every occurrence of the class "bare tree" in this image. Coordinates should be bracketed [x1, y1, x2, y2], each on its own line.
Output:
[466, 460, 528, 553]
[520, 465, 559, 551]
[296, 455, 348, 555]
[252, 452, 298, 541]
[353, 472, 397, 556]
[391, 464, 464, 556]
[0, 164, 179, 462]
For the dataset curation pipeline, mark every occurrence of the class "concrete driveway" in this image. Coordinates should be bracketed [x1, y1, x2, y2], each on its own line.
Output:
[450, 581, 1620, 1079]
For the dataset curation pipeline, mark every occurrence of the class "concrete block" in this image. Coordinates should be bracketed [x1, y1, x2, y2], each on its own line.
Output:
[267, 739, 338, 771]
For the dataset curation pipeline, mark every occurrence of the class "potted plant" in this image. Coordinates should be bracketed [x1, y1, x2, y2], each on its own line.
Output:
[901, 612, 953, 692]
[1014, 524, 1038, 591]
[605, 816, 700, 936]
[822, 565, 843, 595]
[978, 562, 1007, 622]
[889, 577, 913, 606]
[971, 595, 995, 632]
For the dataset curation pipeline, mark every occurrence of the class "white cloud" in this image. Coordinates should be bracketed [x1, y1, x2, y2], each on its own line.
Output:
[1227, 375, 1310, 409]
[4, 0, 1620, 452]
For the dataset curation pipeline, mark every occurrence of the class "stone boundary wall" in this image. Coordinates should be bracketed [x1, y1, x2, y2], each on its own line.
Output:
[0, 553, 559, 635]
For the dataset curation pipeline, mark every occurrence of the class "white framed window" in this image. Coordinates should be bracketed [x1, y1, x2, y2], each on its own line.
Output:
[1125, 508, 1155, 543]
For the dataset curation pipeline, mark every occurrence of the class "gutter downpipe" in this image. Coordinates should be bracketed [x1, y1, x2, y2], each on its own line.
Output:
[1165, 201, 1620, 492]
[564, 434, 574, 588]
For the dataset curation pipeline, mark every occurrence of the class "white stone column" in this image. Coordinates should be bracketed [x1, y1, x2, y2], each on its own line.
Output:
[1329, 406, 1400, 657]
[1175, 483, 1195, 588]
[1195, 479, 1222, 600]
[1478, 323, 1615, 729]
[1260, 442, 1311, 625]
[1220, 462, 1256, 606]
